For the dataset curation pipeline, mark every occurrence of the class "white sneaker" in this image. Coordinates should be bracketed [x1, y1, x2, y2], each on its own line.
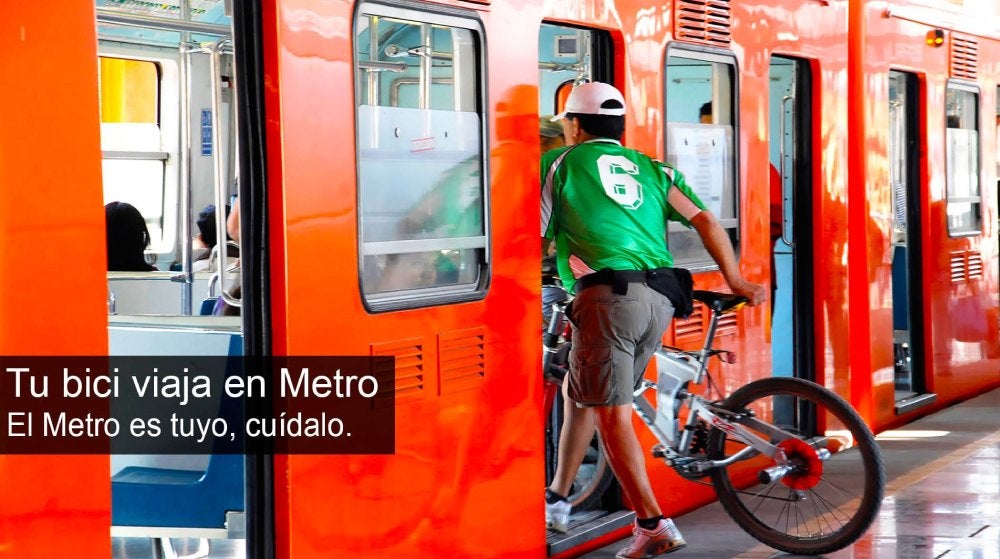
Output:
[615, 518, 687, 558]
[545, 499, 572, 533]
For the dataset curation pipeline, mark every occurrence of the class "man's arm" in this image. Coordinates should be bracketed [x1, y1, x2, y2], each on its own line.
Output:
[689, 211, 766, 306]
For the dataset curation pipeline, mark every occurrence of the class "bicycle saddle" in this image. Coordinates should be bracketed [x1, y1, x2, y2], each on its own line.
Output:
[692, 290, 747, 313]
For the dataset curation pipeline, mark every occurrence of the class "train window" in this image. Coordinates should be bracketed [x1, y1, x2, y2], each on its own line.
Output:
[355, 4, 487, 311]
[945, 84, 982, 236]
[664, 51, 738, 268]
[99, 57, 172, 252]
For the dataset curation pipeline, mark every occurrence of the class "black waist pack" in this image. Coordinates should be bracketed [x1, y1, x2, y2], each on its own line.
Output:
[645, 267, 694, 319]
[576, 267, 694, 318]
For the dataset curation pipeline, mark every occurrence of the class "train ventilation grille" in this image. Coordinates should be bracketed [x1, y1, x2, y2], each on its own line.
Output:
[371, 338, 425, 405]
[950, 36, 978, 80]
[949, 250, 983, 283]
[715, 311, 739, 338]
[674, 0, 732, 47]
[967, 253, 983, 280]
[439, 327, 486, 395]
[674, 303, 706, 344]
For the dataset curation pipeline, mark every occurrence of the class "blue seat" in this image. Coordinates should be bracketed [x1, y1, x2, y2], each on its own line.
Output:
[199, 297, 219, 315]
[111, 455, 244, 531]
[111, 351, 244, 539]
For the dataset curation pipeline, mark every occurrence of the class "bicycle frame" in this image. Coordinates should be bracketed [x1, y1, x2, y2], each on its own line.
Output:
[633, 307, 808, 475]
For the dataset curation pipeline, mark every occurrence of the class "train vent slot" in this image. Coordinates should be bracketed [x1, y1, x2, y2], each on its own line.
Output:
[715, 311, 739, 338]
[371, 338, 426, 406]
[949, 252, 966, 283]
[674, 0, 732, 47]
[674, 303, 706, 344]
[438, 327, 486, 395]
[967, 253, 983, 280]
[950, 35, 978, 80]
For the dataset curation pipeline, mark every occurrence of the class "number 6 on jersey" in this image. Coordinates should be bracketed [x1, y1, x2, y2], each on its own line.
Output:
[597, 154, 643, 209]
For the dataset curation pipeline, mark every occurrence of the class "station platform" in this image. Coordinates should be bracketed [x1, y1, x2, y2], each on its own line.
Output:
[582, 386, 1000, 558]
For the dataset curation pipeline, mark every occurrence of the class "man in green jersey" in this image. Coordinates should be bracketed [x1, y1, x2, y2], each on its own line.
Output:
[541, 82, 765, 558]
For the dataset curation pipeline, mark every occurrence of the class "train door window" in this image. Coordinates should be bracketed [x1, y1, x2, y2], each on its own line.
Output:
[945, 84, 981, 236]
[355, 4, 487, 311]
[100, 57, 175, 254]
[538, 24, 612, 116]
[664, 51, 738, 267]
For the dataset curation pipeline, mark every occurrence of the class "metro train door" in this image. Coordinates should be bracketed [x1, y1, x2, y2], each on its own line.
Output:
[888, 71, 931, 411]
[768, 57, 815, 384]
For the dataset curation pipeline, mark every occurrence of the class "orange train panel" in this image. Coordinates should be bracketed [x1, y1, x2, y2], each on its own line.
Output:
[0, 4, 109, 559]
[860, 2, 1000, 429]
[267, 0, 546, 557]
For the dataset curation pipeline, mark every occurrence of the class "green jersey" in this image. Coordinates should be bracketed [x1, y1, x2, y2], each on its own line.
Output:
[540, 139, 706, 293]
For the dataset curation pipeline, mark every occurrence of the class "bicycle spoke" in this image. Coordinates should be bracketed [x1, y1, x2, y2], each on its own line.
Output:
[749, 481, 780, 515]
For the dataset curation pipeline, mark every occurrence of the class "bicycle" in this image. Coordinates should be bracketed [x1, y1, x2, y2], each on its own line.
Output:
[545, 288, 886, 554]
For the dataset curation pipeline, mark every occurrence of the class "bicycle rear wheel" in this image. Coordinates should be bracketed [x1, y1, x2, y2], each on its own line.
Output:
[707, 377, 885, 555]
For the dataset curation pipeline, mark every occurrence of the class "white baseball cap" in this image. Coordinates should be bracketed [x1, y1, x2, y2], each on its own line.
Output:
[551, 82, 626, 121]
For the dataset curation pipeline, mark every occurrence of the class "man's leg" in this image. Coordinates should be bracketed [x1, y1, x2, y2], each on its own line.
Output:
[548, 380, 596, 497]
[592, 404, 660, 518]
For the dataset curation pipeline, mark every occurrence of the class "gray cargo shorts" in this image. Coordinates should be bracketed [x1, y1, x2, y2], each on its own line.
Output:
[566, 282, 675, 406]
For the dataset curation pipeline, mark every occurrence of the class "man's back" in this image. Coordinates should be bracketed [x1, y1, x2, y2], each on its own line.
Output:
[542, 139, 703, 291]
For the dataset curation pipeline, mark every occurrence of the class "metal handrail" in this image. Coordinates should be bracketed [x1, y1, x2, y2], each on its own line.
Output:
[209, 38, 241, 309]
[779, 94, 795, 248]
[96, 8, 230, 37]
[169, 1, 195, 315]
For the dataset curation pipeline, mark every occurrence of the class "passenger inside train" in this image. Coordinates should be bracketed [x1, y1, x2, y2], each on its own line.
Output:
[191, 203, 233, 273]
[105, 201, 157, 272]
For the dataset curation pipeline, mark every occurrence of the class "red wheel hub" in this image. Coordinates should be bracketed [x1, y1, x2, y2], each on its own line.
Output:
[777, 438, 823, 490]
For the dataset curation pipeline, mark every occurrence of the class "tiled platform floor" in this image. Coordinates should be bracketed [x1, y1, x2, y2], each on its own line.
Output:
[585, 387, 1000, 559]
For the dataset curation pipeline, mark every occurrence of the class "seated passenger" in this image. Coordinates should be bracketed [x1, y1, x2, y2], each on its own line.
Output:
[105, 201, 157, 271]
[192, 204, 235, 273]
[213, 200, 241, 316]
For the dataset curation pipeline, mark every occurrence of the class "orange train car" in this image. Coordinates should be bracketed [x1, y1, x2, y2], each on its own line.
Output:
[0, 0, 997, 558]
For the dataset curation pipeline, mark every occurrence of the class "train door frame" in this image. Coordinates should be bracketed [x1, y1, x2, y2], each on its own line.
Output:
[888, 70, 932, 413]
[231, 3, 273, 559]
[767, 55, 816, 386]
[537, 20, 626, 557]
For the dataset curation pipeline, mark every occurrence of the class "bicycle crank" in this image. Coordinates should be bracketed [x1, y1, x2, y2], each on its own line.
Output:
[757, 439, 832, 489]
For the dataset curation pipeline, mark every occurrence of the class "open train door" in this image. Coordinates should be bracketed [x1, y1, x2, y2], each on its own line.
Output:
[538, 21, 633, 556]
[767, 56, 817, 392]
[887, 71, 932, 412]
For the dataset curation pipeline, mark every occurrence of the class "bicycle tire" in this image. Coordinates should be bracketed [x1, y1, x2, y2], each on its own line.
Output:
[706, 377, 885, 555]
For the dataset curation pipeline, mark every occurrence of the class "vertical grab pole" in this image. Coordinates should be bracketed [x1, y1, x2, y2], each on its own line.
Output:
[176, 0, 194, 315]
[211, 38, 242, 308]
[779, 94, 795, 247]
